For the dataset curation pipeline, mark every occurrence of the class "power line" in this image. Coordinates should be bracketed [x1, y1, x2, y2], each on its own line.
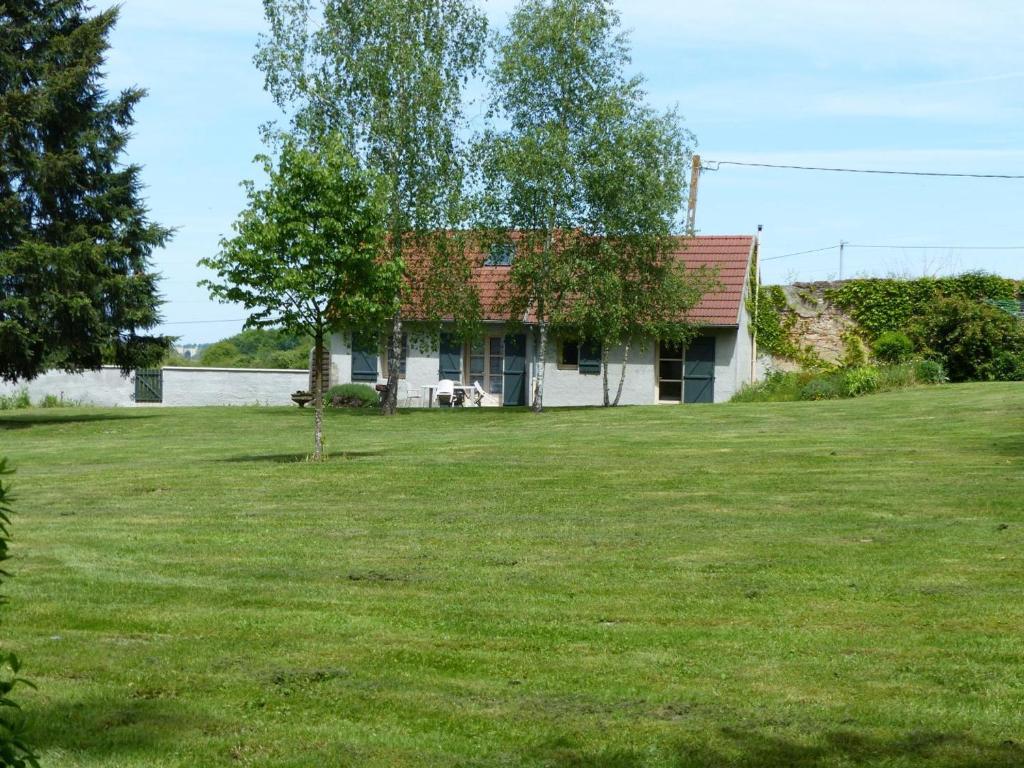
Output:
[703, 159, 1024, 180]
[161, 319, 247, 325]
[763, 243, 1024, 262]
[762, 245, 838, 262]
[848, 243, 1024, 250]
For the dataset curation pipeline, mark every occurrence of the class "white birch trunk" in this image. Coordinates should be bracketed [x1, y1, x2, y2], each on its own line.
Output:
[533, 321, 548, 413]
[312, 331, 325, 461]
[612, 340, 631, 407]
[601, 343, 610, 406]
[382, 310, 402, 416]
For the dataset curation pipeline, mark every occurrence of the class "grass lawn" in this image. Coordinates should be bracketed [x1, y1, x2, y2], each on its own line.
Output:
[1, 383, 1022, 767]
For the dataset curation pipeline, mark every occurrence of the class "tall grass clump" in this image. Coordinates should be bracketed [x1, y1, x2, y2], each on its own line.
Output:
[733, 362, 942, 403]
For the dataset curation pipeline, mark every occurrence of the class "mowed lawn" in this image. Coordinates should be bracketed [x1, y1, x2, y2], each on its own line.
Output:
[1, 384, 1022, 767]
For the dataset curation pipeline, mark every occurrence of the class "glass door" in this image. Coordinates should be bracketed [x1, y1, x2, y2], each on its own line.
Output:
[658, 340, 684, 402]
[467, 336, 504, 396]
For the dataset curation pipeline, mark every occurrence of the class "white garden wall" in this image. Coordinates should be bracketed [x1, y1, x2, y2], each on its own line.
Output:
[0, 367, 135, 407]
[160, 367, 308, 406]
[0, 366, 308, 407]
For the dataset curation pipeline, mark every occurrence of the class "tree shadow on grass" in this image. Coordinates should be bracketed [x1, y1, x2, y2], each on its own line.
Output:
[989, 434, 1024, 458]
[26, 693, 207, 760]
[530, 728, 1024, 768]
[220, 451, 383, 464]
[675, 727, 1024, 768]
[0, 412, 157, 430]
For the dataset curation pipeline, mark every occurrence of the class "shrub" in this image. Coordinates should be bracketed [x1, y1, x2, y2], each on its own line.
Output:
[799, 376, 842, 401]
[842, 366, 880, 397]
[989, 350, 1024, 381]
[0, 391, 30, 411]
[873, 331, 914, 364]
[323, 383, 379, 408]
[0, 460, 40, 768]
[912, 296, 1024, 382]
[914, 359, 946, 385]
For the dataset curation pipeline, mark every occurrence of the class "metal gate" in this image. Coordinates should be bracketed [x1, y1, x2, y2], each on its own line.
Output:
[134, 369, 163, 403]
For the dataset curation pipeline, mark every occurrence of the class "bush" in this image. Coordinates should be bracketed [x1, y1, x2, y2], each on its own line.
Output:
[323, 383, 379, 408]
[842, 366, 880, 397]
[873, 331, 914, 364]
[0, 460, 40, 768]
[913, 296, 1024, 382]
[914, 359, 946, 385]
[989, 350, 1024, 381]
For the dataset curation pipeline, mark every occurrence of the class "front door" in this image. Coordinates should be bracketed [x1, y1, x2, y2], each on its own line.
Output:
[683, 337, 716, 403]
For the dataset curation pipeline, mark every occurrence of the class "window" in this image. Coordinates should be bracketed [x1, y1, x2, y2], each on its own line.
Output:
[382, 332, 409, 378]
[558, 338, 601, 374]
[484, 243, 515, 266]
[558, 339, 579, 369]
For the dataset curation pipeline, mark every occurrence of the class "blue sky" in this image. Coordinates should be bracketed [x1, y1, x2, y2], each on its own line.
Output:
[105, 0, 1024, 342]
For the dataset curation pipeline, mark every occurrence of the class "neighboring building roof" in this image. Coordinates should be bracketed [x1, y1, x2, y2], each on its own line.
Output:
[466, 234, 755, 327]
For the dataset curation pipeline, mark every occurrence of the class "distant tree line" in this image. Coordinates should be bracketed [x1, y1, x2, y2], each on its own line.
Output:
[164, 328, 313, 370]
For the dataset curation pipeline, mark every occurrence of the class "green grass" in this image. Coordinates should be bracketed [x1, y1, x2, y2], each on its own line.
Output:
[1, 383, 1022, 767]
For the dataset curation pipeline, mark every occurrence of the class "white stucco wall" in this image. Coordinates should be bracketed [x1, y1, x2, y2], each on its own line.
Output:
[536, 337, 656, 407]
[330, 323, 756, 407]
[0, 366, 135, 407]
[160, 367, 308, 406]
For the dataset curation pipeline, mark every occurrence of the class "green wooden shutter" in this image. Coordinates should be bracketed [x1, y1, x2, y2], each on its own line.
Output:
[502, 334, 526, 406]
[683, 336, 716, 403]
[578, 340, 602, 375]
[351, 332, 379, 382]
[438, 333, 462, 381]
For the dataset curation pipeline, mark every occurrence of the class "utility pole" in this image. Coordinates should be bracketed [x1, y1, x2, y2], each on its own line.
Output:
[839, 240, 847, 281]
[685, 154, 701, 235]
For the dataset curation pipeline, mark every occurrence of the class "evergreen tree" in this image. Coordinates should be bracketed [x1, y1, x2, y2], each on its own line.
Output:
[0, 1, 170, 382]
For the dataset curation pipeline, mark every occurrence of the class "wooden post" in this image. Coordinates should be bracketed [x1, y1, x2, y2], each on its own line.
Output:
[686, 154, 701, 235]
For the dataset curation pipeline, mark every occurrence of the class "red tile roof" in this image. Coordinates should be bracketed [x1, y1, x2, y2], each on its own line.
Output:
[673, 235, 756, 326]
[406, 234, 755, 327]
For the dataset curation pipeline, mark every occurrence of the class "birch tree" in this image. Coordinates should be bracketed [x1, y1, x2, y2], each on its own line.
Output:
[479, 0, 638, 412]
[200, 136, 398, 461]
[573, 97, 717, 405]
[256, 0, 488, 415]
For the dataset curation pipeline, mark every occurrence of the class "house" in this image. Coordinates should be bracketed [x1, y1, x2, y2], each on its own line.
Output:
[325, 234, 759, 406]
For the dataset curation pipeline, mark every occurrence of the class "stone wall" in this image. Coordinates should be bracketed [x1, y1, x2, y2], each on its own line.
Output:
[756, 281, 860, 372]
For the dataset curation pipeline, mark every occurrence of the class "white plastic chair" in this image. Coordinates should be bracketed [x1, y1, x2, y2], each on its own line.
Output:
[471, 381, 486, 407]
[435, 379, 455, 407]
